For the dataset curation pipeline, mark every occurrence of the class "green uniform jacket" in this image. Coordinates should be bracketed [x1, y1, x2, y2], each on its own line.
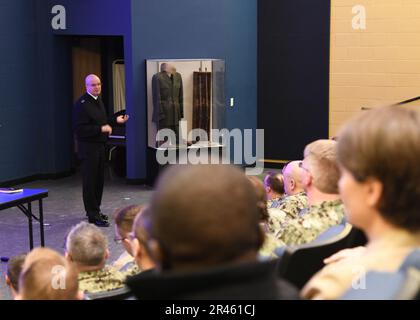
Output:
[152, 71, 184, 127]
[78, 266, 125, 294]
[277, 199, 345, 246]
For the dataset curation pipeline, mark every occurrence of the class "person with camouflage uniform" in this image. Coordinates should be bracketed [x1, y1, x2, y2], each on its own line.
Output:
[268, 192, 309, 232]
[112, 205, 145, 278]
[267, 161, 309, 234]
[65, 222, 125, 294]
[260, 232, 287, 259]
[277, 199, 345, 245]
[77, 267, 125, 293]
[263, 172, 285, 208]
[276, 140, 344, 246]
[247, 176, 288, 259]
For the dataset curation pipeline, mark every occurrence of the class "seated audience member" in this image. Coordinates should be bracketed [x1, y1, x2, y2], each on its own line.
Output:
[248, 176, 286, 259]
[277, 140, 345, 245]
[126, 165, 299, 299]
[302, 106, 420, 299]
[17, 248, 82, 300]
[267, 161, 308, 233]
[112, 205, 143, 275]
[111, 208, 157, 300]
[129, 207, 156, 272]
[4, 254, 26, 299]
[65, 222, 125, 294]
[263, 172, 285, 208]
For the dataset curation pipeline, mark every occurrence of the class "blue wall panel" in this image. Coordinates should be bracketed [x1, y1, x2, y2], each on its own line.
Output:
[0, 0, 42, 181]
[129, 0, 257, 178]
[0, 0, 257, 182]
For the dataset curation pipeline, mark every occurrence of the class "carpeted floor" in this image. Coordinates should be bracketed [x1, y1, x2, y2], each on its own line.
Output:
[0, 169, 153, 300]
[0, 165, 280, 300]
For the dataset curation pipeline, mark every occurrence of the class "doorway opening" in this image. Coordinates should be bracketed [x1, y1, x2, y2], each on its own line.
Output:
[71, 36, 127, 178]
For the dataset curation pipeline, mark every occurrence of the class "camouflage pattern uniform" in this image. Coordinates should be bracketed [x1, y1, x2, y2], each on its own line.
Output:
[259, 232, 286, 259]
[120, 262, 141, 279]
[276, 199, 345, 246]
[112, 252, 141, 279]
[78, 266, 125, 293]
[267, 192, 308, 234]
[267, 195, 285, 209]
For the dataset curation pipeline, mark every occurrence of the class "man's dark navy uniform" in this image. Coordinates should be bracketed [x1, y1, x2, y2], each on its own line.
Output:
[74, 74, 129, 227]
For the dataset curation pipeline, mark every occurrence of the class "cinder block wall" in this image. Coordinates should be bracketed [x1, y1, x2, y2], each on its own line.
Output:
[330, 0, 420, 136]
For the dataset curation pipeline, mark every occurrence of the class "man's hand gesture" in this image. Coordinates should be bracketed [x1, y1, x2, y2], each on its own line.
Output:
[117, 115, 130, 124]
[101, 124, 113, 135]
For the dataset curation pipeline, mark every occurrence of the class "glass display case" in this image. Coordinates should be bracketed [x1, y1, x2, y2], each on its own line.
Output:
[146, 59, 225, 149]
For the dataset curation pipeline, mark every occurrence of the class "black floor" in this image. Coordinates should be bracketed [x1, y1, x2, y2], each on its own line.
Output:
[0, 170, 153, 300]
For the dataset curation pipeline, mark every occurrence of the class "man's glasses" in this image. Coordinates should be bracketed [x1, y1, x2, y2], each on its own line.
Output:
[113, 237, 125, 244]
[299, 161, 310, 173]
[114, 231, 136, 244]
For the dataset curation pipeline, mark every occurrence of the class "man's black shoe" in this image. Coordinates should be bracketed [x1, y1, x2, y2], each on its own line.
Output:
[86, 212, 108, 221]
[88, 217, 110, 227]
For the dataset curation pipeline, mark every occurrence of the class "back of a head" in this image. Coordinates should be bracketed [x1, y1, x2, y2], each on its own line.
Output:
[114, 205, 143, 235]
[337, 106, 420, 232]
[248, 176, 269, 222]
[19, 248, 78, 300]
[66, 222, 108, 267]
[160, 63, 168, 72]
[133, 206, 152, 244]
[150, 165, 262, 270]
[304, 139, 340, 194]
[282, 161, 305, 194]
[6, 254, 26, 292]
[264, 172, 285, 195]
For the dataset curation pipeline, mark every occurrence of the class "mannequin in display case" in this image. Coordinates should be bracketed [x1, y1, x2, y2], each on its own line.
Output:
[152, 63, 184, 145]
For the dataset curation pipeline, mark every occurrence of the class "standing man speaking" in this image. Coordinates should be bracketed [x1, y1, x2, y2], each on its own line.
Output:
[74, 74, 129, 227]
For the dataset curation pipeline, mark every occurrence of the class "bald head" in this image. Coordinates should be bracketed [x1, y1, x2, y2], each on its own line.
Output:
[282, 161, 304, 195]
[85, 74, 101, 97]
[149, 165, 262, 270]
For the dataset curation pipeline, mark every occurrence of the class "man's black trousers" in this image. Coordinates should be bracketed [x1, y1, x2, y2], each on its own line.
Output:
[81, 143, 106, 219]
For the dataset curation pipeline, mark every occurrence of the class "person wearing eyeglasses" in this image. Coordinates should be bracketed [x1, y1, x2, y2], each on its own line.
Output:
[275, 140, 345, 246]
[112, 205, 144, 277]
[127, 207, 156, 273]
[267, 161, 309, 235]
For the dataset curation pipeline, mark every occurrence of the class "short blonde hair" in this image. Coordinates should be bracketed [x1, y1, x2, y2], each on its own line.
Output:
[304, 139, 340, 194]
[19, 248, 79, 300]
